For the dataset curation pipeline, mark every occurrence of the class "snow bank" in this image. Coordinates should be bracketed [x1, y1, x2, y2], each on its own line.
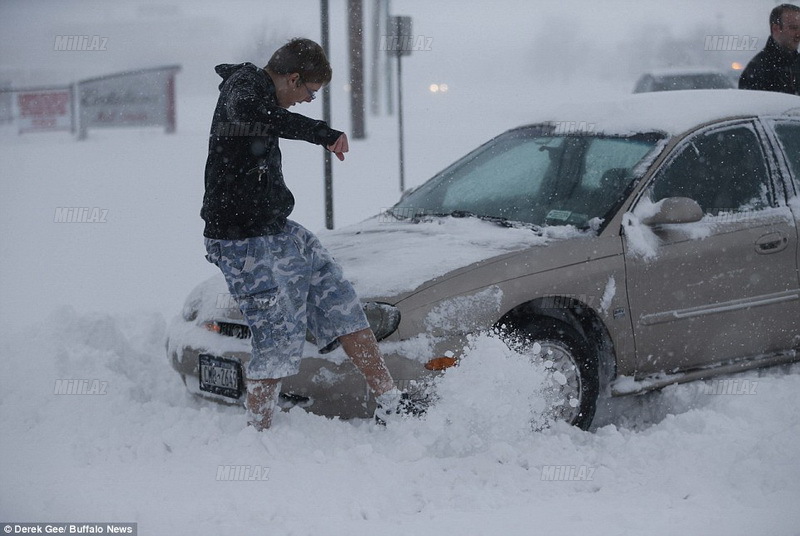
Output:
[2, 309, 800, 535]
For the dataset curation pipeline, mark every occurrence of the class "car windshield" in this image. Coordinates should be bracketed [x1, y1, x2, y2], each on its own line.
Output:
[392, 126, 663, 229]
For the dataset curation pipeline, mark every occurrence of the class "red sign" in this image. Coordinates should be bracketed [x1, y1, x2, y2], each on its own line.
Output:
[17, 89, 72, 133]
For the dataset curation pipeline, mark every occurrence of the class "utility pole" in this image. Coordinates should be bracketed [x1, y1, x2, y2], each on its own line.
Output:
[321, 0, 334, 229]
[348, 0, 365, 139]
[385, 0, 394, 115]
[369, 0, 381, 115]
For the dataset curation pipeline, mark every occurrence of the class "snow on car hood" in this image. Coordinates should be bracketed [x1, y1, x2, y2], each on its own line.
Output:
[317, 215, 587, 299]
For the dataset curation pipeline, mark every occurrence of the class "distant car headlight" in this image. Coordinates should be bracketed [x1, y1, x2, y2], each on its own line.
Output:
[363, 302, 401, 341]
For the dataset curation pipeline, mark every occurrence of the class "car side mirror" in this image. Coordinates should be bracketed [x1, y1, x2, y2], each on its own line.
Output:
[640, 197, 703, 226]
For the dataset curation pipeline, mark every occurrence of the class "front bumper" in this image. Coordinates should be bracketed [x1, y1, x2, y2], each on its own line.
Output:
[167, 323, 440, 419]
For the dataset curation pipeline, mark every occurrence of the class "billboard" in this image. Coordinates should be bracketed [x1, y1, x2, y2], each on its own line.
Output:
[77, 65, 180, 138]
[16, 87, 73, 134]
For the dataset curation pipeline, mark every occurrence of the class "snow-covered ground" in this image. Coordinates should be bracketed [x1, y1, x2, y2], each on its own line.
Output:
[3, 310, 800, 534]
[2, 1, 799, 534]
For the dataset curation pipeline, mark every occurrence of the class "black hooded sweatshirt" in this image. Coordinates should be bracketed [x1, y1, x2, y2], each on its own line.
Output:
[201, 63, 342, 239]
[739, 36, 800, 95]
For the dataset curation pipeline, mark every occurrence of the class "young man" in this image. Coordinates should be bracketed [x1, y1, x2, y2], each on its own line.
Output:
[739, 3, 800, 95]
[201, 38, 402, 430]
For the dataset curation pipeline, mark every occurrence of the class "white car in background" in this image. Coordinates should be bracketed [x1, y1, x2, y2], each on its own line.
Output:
[633, 67, 736, 93]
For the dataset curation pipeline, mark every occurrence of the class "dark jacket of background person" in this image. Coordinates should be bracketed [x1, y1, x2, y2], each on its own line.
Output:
[739, 36, 800, 95]
[202, 63, 342, 239]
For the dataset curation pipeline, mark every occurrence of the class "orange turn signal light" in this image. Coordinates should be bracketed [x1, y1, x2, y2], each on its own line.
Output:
[424, 356, 459, 371]
[202, 321, 221, 334]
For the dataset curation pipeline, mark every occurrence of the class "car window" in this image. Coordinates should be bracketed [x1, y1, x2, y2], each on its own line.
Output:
[774, 122, 800, 186]
[394, 129, 662, 228]
[652, 74, 733, 91]
[441, 136, 549, 211]
[583, 137, 650, 188]
[649, 125, 771, 215]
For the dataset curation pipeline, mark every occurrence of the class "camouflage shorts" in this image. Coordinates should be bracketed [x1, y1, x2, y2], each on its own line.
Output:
[204, 220, 369, 380]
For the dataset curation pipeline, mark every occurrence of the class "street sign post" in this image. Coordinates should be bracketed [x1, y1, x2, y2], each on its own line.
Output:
[387, 15, 412, 192]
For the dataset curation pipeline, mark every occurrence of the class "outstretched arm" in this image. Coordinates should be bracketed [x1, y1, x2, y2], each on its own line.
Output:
[225, 79, 344, 148]
[327, 132, 349, 161]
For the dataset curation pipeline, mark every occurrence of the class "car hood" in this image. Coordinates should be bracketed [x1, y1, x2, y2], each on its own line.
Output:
[317, 215, 589, 301]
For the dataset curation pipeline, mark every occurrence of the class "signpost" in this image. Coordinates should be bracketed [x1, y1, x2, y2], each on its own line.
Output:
[387, 15, 412, 192]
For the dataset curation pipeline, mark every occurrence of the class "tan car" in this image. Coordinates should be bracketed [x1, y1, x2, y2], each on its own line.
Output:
[168, 89, 800, 430]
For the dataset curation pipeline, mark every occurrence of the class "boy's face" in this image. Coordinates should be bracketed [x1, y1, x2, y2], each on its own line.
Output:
[772, 11, 800, 52]
[276, 73, 322, 108]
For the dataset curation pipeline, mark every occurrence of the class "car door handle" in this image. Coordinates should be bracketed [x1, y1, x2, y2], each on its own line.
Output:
[755, 232, 789, 254]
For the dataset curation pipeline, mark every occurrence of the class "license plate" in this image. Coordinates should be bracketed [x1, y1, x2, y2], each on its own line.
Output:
[199, 354, 243, 399]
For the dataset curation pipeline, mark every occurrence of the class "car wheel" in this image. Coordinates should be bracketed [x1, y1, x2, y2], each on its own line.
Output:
[504, 320, 599, 430]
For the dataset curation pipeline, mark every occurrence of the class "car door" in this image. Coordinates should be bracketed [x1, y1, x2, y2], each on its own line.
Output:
[624, 119, 800, 376]
[769, 118, 800, 277]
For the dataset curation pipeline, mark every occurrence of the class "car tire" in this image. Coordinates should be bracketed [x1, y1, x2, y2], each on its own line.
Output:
[504, 320, 599, 431]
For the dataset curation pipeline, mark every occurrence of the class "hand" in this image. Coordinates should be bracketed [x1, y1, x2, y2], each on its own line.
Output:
[327, 133, 349, 161]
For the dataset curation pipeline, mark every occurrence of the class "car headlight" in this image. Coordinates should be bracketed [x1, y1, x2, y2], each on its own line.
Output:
[363, 302, 401, 341]
[182, 301, 199, 322]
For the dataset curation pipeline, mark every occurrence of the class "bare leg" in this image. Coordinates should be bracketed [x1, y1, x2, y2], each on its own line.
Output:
[339, 328, 394, 396]
[245, 378, 282, 431]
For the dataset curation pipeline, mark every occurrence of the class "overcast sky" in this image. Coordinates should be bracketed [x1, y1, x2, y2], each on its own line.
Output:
[0, 0, 780, 96]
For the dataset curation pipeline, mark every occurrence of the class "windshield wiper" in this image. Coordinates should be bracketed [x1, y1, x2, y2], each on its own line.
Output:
[387, 208, 541, 232]
[434, 210, 542, 233]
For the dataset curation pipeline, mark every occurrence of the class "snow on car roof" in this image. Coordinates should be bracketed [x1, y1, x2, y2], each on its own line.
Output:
[530, 89, 800, 137]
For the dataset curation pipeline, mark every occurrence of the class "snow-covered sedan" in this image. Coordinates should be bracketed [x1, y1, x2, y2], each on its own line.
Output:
[168, 89, 800, 430]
